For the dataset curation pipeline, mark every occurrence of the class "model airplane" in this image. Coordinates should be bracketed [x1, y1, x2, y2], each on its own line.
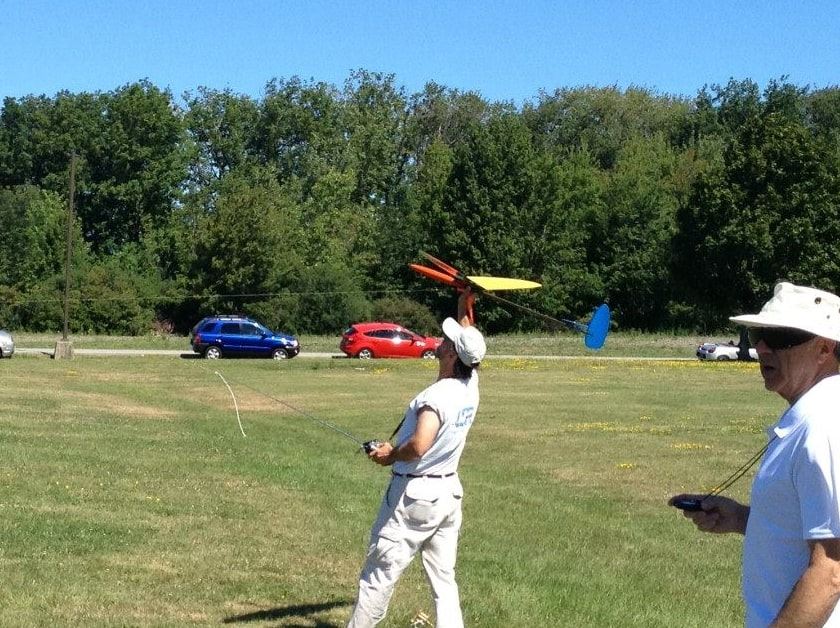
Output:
[409, 251, 542, 292]
[410, 252, 611, 350]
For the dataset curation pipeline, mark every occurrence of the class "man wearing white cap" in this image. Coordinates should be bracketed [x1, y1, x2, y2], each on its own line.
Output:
[671, 282, 840, 627]
[347, 288, 485, 628]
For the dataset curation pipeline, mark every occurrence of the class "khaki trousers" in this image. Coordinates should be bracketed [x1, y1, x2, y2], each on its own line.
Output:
[347, 474, 465, 628]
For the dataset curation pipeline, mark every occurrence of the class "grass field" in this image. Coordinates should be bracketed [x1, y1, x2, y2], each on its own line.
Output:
[0, 352, 784, 626]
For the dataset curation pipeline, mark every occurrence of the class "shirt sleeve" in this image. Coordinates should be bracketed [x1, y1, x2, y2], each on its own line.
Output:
[794, 423, 840, 539]
[414, 382, 448, 426]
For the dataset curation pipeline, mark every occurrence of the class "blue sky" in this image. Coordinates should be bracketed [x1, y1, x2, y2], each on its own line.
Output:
[2, 0, 838, 105]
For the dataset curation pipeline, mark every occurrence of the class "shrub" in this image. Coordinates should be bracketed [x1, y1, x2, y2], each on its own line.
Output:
[372, 297, 438, 335]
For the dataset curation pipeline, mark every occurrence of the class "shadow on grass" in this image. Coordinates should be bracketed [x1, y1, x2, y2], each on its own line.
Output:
[222, 599, 352, 626]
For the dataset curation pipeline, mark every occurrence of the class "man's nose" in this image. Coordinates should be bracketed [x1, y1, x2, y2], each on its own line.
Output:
[754, 339, 773, 355]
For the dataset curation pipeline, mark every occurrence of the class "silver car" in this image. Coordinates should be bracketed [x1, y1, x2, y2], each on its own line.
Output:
[0, 330, 15, 358]
[696, 341, 757, 361]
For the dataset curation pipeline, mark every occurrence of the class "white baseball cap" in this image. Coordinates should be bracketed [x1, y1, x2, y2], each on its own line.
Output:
[441, 317, 486, 366]
[729, 282, 840, 342]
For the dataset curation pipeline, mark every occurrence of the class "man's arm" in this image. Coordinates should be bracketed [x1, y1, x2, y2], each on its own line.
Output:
[368, 408, 441, 466]
[771, 538, 840, 627]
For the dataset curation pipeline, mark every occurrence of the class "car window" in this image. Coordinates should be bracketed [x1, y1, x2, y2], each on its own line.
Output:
[200, 322, 217, 333]
[220, 322, 241, 334]
[366, 329, 391, 339]
[397, 331, 414, 341]
[241, 323, 262, 336]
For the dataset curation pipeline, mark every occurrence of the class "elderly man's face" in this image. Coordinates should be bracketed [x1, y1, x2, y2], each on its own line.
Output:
[436, 337, 454, 361]
[754, 331, 836, 403]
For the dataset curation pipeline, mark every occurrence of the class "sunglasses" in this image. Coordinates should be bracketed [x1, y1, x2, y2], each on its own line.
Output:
[748, 327, 816, 350]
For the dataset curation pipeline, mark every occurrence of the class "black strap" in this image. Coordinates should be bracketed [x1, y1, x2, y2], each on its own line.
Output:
[388, 416, 405, 441]
[703, 434, 778, 499]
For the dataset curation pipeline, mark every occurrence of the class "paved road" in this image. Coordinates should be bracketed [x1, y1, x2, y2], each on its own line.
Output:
[15, 347, 693, 361]
[16, 347, 343, 358]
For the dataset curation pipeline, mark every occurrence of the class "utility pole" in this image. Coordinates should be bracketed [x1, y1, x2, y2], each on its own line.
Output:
[54, 153, 76, 359]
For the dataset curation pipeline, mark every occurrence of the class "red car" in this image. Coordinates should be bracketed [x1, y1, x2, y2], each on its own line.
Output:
[340, 322, 442, 359]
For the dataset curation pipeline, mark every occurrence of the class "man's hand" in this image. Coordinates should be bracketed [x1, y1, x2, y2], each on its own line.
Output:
[458, 287, 475, 326]
[368, 441, 394, 466]
[669, 494, 750, 535]
[367, 409, 440, 468]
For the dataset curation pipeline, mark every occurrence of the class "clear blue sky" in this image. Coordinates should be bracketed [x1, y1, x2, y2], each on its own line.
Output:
[2, 0, 838, 105]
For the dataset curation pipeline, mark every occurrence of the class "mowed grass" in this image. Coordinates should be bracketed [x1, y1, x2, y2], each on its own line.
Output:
[0, 354, 784, 626]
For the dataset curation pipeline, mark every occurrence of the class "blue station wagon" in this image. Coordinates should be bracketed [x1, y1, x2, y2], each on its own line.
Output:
[190, 315, 300, 360]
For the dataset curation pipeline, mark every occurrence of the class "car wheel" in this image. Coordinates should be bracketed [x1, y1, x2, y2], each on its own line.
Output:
[204, 346, 223, 360]
[716, 355, 730, 361]
[271, 348, 289, 360]
[421, 349, 436, 359]
[357, 348, 374, 359]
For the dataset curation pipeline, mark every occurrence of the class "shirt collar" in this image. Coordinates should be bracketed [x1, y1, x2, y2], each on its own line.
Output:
[772, 374, 840, 438]
[772, 407, 801, 439]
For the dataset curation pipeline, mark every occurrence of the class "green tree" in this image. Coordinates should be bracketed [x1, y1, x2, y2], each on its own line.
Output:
[183, 87, 261, 191]
[342, 70, 408, 207]
[374, 84, 492, 290]
[523, 86, 692, 170]
[0, 185, 67, 287]
[88, 82, 188, 249]
[191, 166, 303, 317]
[0, 82, 188, 252]
[674, 79, 840, 328]
[598, 134, 682, 329]
[256, 77, 344, 185]
[424, 113, 538, 331]
[522, 148, 605, 325]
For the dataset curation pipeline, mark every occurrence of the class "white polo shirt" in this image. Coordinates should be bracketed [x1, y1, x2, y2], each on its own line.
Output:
[391, 372, 479, 477]
[743, 374, 840, 627]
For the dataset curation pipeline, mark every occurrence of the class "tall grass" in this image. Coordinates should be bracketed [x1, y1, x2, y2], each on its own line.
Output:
[0, 355, 782, 626]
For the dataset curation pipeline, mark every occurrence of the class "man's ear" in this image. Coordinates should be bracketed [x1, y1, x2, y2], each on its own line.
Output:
[817, 338, 839, 362]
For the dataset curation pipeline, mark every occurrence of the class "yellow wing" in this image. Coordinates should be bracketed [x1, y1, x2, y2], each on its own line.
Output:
[468, 276, 542, 291]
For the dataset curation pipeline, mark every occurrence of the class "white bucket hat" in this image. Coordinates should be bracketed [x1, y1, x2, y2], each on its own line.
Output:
[729, 282, 840, 342]
[441, 317, 486, 366]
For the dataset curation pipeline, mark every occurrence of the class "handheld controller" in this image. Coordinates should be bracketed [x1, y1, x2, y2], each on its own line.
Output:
[672, 498, 704, 512]
[363, 440, 384, 454]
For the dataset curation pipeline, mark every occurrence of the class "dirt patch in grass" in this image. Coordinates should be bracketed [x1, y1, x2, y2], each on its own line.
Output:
[193, 387, 305, 414]
[87, 371, 166, 385]
[61, 391, 176, 419]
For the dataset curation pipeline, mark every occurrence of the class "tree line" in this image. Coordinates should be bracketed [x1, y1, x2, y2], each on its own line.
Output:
[1, 71, 838, 336]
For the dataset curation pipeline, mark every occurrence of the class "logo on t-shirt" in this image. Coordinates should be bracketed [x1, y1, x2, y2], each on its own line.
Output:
[455, 406, 476, 429]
